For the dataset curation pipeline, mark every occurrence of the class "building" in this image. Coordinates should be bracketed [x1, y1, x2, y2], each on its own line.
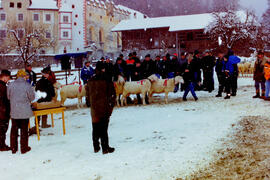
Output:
[0, 0, 146, 69]
[112, 13, 215, 57]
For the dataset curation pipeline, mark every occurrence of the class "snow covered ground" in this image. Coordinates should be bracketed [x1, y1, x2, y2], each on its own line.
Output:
[1, 74, 268, 180]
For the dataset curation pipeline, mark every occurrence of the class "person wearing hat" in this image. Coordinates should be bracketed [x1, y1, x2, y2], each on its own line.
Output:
[7, 69, 35, 154]
[201, 50, 215, 93]
[125, 53, 135, 81]
[0, 70, 11, 151]
[253, 51, 267, 98]
[192, 50, 202, 90]
[34, 68, 56, 129]
[96, 57, 106, 73]
[86, 66, 116, 154]
[25, 64, 37, 86]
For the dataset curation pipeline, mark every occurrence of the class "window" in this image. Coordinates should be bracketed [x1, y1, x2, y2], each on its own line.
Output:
[63, 31, 69, 38]
[45, 14, 51, 22]
[10, 2, 14, 8]
[89, 27, 93, 41]
[100, 16, 102, 19]
[46, 32, 51, 38]
[74, 22, 77, 26]
[0, 13, 6, 21]
[33, 14, 39, 21]
[18, 29, 24, 38]
[18, 13, 24, 21]
[17, 2, 22, 8]
[99, 29, 103, 42]
[72, 4, 75, 9]
[89, 13, 92, 17]
[187, 32, 193, 41]
[0, 30, 6, 38]
[75, 14, 78, 18]
[63, 16, 69, 23]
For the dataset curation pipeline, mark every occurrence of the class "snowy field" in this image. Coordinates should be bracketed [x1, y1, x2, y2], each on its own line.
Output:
[1, 73, 268, 180]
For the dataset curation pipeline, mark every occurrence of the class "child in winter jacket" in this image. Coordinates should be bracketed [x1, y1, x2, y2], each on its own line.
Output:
[264, 58, 270, 99]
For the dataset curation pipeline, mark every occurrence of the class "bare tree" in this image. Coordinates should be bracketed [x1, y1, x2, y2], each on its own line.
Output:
[205, 10, 257, 53]
[4, 18, 56, 66]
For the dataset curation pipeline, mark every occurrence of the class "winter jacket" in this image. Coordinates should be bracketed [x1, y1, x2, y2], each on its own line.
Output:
[96, 61, 106, 73]
[254, 56, 267, 82]
[202, 55, 215, 72]
[80, 65, 95, 84]
[25, 70, 37, 86]
[0, 80, 10, 120]
[229, 55, 241, 75]
[222, 60, 234, 76]
[7, 78, 35, 119]
[125, 58, 135, 78]
[192, 56, 202, 82]
[48, 71, 57, 85]
[113, 63, 125, 81]
[131, 65, 143, 81]
[141, 59, 155, 79]
[87, 73, 116, 123]
[35, 76, 55, 103]
[215, 57, 224, 76]
[153, 60, 163, 76]
[182, 62, 195, 84]
[264, 61, 270, 80]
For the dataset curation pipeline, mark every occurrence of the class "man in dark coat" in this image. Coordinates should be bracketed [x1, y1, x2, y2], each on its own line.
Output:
[253, 51, 267, 98]
[201, 50, 215, 92]
[0, 70, 11, 151]
[192, 50, 202, 90]
[35, 68, 55, 128]
[86, 69, 116, 154]
[141, 54, 155, 79]
[227, 50, 241, 96]
[153, 55, 163, 78]
[215, 52, 225, 97]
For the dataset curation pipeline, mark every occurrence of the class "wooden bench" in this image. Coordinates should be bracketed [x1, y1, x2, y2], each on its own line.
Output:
[32, 107, 66, 141]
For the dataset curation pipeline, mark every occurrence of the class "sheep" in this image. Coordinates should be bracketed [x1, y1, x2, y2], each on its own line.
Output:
[149, 76, 184, 104]
[120, 74, 158, 106]
[52, 82, 62, 101]
[114, 75, 125, 107]
[60, 84, 86, 108]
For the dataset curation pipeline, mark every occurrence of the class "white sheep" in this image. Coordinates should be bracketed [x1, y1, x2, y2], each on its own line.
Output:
[114, 75, 125, 107]
[53, 82, 62, 101]
[149, 76, 184, 104]
[120, 74, 158, 106]
[60, 84, 86, 108]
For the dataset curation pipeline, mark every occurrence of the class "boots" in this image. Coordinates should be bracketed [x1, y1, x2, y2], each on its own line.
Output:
[224, 94, 231, 99]
[260, 91, 265, 99]
[102, 147, 115, 154]
[41, 115, 51, 128]
[216, 93, 222, 97]
[253, 90, 260, 98]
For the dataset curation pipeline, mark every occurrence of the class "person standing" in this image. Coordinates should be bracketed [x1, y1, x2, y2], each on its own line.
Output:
[215, 52, 225, 97]
[253, 51, 267, 98]
[222, 55, 234, 99]
[153, 55, 163, 78]
[201, 50, 215, 92]
[86, 69, 116, 154]
[81, 61, 95, 85]
[125, 53, 135, 81]
[35, 68, 56, 128]
[141, 54, 155, 79]
[192, 50, 202, 90]
[182, 54, 198, 101]
[227, 50, 241, 96]
[25, 64, 37, 86]
[0, 70, 11, 151]
[264, 58, 270, 100]
[7, 69, 35, 154]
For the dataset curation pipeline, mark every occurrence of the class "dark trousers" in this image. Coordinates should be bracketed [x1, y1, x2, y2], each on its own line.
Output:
[255, 81, 266, 92]
[203, 71, 214, 91]
[92, 118, 110, 151]
[183, 82, 197, 99]
[231, 74, 238, 94]
[10, 119, 29, 152]
[224, 76, 232, 95]
[0, 118, 9, 147]
[217, 75, 225, 94]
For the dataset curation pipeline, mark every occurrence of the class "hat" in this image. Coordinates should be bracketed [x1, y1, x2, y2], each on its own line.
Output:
[17, 69, 27, 78]
[132, 51, 137, 56]
[128, 53, 133, 57]
[194, 50, 200, 55]
[145, 54, 150, 58]
[41, 67, 50, 74]
[100, 57, 105, 60]
[1, 69, 11, 77]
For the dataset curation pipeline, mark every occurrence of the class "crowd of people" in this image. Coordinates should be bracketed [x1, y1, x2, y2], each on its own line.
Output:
[1, 48, 269, 155]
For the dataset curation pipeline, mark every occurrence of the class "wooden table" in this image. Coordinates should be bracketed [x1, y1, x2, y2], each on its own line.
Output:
[32, 107, 66, 141]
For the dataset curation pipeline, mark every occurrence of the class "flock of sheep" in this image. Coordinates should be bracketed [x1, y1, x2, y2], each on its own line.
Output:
[56, 60, 255, 108]
[57, 74, 184, 108]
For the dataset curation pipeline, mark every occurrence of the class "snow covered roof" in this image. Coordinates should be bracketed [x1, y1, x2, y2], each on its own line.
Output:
[112, 11, 247, 32]
[0, 0, 2, 8]
[116, 5, 146, 19]
[28, 0, 58, 10]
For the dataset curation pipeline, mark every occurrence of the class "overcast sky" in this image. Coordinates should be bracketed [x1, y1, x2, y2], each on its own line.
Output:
[240, 0, 268, 18]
